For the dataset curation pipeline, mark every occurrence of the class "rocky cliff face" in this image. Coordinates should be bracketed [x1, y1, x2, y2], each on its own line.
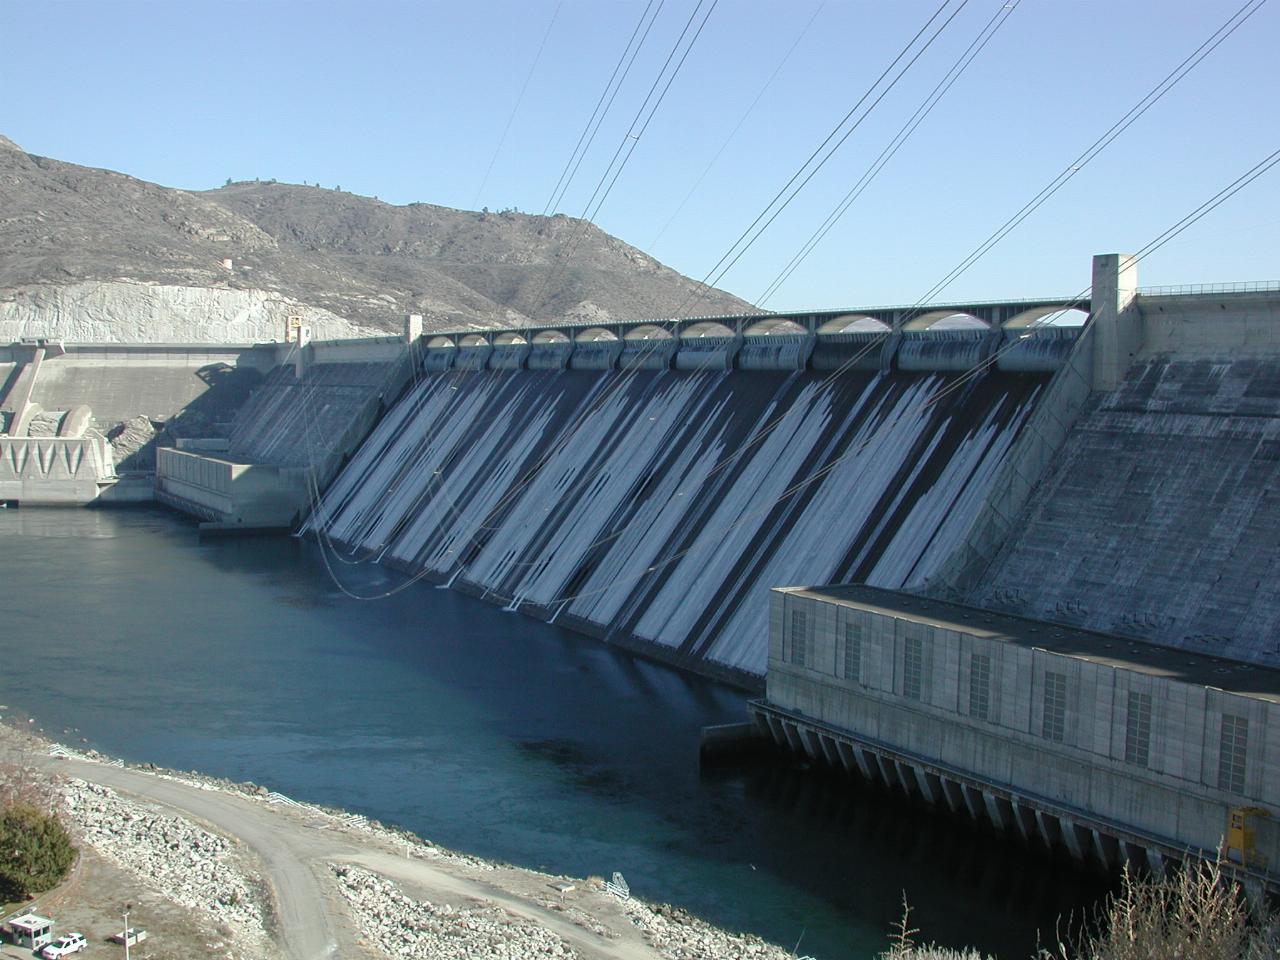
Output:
[0, 280, 370, 343]
[0, 134, 752, 339]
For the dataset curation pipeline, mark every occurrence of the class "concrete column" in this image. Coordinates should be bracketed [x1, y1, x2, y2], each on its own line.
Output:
[817, 733, 840, 768]
[405, 313, 423, 343]
[940, 777, 966, 815]
[984, 793, 1014, 832]
[835, 740, 861, 778]
[1090, 252, 1140, 390]
[1092, 830, 1120, 870]
[1012, 802, 1039, 845]
[1035, 810, 1064, 852]
[855, 747, 881, 784]
[874, 754, 897, 790]
[1057, 817, 1089, 863]
[961, 784, 986, 822]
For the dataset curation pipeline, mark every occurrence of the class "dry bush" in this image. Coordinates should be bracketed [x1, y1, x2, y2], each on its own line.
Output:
[879, 896, 997, 960]
[1041, 860, 1278, 960]
[0, 736, 58, 812]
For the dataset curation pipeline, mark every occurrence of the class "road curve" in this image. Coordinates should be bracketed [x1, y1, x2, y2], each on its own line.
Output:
[43, 756, 661, 960]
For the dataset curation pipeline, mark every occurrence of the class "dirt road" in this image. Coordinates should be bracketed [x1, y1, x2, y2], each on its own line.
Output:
[43, 755, 663, 960]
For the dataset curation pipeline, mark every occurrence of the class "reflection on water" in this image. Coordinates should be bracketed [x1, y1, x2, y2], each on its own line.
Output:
[0, 507, 1109, 959]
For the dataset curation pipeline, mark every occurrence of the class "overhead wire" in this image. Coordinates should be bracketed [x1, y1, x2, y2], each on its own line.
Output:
[645, 0, 828, 252]
[664, 0, 972, 321]
[525, 0, 720, 319]
[472, 2, 565, 209]
[755, 0, 1020, 306]
[542, 0, 665, 218]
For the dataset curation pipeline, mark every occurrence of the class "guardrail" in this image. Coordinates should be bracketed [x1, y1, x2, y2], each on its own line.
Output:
[1138, 280, 1280, 296]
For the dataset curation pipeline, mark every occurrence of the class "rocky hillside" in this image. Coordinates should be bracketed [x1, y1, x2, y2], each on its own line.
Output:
[0, 134, 751, 340]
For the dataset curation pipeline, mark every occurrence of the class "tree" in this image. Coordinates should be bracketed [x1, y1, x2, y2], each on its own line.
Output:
[0, 802, 76, 900]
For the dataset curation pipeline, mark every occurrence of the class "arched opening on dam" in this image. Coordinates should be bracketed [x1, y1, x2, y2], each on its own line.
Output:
[532, 330, 571, 343]
[817, 315, 891, 334]
[459, 334, 490, 346]
[680, 321, 736, 338]
[426, 335, 457, 349]
[742, 318, 807, 337]
[902, 310, 989, 331]
[573, 327, 618, 342]
[622, 324, 673, 341]
[1004, 305, 1089, 327]
[493, 332, 529, 345]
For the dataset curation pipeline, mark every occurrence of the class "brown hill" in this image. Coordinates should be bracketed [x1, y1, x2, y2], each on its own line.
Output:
[0, 135, 751, 332]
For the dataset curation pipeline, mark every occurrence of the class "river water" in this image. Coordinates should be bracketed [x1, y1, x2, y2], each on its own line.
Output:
[0, 507, 1105, 959]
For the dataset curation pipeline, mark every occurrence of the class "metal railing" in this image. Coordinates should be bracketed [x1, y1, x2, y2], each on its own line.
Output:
[1137, 280, 1280, 297]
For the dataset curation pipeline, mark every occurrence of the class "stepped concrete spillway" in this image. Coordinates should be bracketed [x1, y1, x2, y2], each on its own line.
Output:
[303, 300, 1080, 684]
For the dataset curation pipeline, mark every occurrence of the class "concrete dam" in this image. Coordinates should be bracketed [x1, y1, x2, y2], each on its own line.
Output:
[296, 308, 1070, 686]
[7, 253, 1278, 898]
[305, 361, 1053, 683]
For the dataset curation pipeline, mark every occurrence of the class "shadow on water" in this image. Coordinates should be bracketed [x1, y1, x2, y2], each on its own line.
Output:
[0, 507, 1112, 960]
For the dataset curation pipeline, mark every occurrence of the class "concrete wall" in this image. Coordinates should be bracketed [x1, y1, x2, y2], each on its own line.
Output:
[761, 588, 1279, 884]
[154, 447, 309, 527]
[0, 434, 116, 504]
[28, 344, 274, 430]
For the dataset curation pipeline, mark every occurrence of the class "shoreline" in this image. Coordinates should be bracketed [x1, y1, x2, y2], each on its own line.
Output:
[1, 721, 805, 960]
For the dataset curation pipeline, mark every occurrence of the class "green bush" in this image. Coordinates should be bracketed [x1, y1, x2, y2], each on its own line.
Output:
[0, 802, 76, 900]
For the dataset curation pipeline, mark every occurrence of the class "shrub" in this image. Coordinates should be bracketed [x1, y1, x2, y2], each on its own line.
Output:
[1042, 860, 1278, 960]
[0, 802, 76, 900]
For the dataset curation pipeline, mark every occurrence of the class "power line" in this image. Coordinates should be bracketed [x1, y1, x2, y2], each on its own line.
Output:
[756, 0, 1021, 306]
[472, 2, 564, 209]
[541, 0, 665, 218]
[645, 1, 828, 252]
[666, 0, 972, 320]
[525, 0, 720, 318]
[910, 0, 1267, 308]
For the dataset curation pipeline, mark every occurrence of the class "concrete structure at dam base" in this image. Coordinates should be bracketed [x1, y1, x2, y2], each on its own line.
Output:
[749, 585, 1279, 894]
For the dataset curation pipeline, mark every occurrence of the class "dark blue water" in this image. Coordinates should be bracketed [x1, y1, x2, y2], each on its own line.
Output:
[0, 507, 1104, 958]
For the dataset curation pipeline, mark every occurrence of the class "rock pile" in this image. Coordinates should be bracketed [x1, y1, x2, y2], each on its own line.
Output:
[61, 778, 273, 957]
[332, 864, 579, 959]
[622, 897, 796, 960]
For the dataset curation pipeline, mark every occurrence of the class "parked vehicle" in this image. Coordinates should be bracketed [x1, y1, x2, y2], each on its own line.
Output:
[40, 933, 87, 959]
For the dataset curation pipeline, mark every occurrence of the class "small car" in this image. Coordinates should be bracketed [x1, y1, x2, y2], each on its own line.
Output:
[40, 933, 87, 959]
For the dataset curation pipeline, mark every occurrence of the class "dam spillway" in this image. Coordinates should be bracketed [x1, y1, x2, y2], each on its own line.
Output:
[305, 361, 1050, 683]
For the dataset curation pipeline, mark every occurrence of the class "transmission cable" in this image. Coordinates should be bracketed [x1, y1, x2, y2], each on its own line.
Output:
[646, 0, 827, 252]
[525, 0, 720, 319]
[472, 2, 564, 209]
[755, 0, 1020, 306]
[542, 0, 665, 218]
[665, 0, 971, 320]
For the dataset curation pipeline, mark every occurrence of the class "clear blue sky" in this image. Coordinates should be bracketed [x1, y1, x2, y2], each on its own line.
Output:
[2, 0, 1277, 310]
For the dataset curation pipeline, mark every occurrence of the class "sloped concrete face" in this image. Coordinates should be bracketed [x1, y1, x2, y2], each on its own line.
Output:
[974, 354, 1280, 669]
[302, 364, 1050, 683]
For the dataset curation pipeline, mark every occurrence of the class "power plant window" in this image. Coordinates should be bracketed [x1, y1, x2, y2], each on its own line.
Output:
[1218, 714, 1249, 794]
[1124, 691, 1152, 767]
[969, 653, 991, 721]
[843, 623, 861, 683]
[903, 636, 923, 701]
[790, 610, 808, 667]
[1042, 672, 1067, 743]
